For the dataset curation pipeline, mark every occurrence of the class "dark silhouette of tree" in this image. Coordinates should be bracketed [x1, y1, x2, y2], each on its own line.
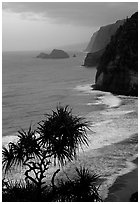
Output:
[2, 179, 38, 202]
[2, 105, 90, 201]
[49, 166, 102, 202]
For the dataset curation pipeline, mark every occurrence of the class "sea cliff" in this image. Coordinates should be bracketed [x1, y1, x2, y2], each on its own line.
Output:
[94, 12, 138, 96]
[85, 20, 125, 53]
[83, 49, 104, 67]
[84, 20, 125, 67]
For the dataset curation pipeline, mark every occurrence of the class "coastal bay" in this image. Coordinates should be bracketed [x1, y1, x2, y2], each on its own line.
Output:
[3, 51, 138, 201]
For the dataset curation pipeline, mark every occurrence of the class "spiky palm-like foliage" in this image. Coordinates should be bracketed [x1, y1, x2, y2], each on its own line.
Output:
[50, 166, 102, 202]
[2, 145, 16, 174]
[2, 179, 39, 202]
[2, 106, 90, 201]
[2, 167, 102, 202]
[73, 166, 102, 201]
[2, 126, 50, 199]
[2, 126, 40, 174]
[38, 105, 89, 166]
[17, 127, 40, 158]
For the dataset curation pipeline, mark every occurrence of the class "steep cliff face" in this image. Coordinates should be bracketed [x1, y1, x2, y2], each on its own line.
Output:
[85, 20, 125, 53]
[84, 19, 125, 67]
[83, 49, 105, 67]
[94, 12, 138, 96]
[85, 31, 98, 52]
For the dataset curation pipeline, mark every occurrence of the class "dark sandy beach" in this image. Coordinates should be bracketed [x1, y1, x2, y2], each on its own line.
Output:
[105, 158, 138, 202]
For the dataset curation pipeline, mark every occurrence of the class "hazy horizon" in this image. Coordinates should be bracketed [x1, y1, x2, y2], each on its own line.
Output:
[2, 2, 137, 52]
[2, 41, 88, 53]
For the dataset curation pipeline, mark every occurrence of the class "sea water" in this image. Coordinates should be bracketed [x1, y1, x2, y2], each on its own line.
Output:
[2, 51, 138, 199]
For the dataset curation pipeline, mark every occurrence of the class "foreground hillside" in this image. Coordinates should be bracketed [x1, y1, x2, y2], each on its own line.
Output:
[93, 12, 138, 96]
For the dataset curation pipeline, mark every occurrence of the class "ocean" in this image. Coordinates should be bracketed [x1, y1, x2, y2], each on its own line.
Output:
[2, 51, 138, 199]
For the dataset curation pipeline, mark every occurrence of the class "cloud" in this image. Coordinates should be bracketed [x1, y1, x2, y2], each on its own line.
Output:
[2, 2, 138, 27]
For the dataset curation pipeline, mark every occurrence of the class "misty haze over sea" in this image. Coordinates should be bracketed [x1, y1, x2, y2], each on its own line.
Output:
[2, 2, 138, 202]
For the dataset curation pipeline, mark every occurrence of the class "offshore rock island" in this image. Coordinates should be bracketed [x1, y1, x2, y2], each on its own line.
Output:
[36, 49, 69, 59]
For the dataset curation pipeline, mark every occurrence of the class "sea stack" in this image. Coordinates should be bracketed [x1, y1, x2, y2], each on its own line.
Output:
[36, 49, 69, 59]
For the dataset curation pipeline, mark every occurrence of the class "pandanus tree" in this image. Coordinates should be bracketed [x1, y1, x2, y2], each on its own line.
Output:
[54, 166, 102, 202]
[2, 106, 89, 200]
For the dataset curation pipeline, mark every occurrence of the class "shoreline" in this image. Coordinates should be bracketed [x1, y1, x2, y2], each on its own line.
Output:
[104, 157, 138, 202]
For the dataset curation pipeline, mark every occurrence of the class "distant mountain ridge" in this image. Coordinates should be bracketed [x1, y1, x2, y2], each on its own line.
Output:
[85, 19, 125, 53]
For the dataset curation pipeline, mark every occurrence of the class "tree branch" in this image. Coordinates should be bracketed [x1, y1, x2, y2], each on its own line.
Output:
[51, 168, 60, 189]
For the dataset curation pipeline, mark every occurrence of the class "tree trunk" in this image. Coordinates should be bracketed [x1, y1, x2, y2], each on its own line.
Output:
[51, 169, 60, 191]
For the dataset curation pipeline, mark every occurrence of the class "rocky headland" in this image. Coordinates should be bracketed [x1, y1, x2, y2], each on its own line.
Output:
[85, 31, 98, 53]
[93, 12, 138, 96]
[36, 49, 69, 59]
[86, 19, 125, 53]
[84, 19, 125, 67]
[83, 49, 105, 67]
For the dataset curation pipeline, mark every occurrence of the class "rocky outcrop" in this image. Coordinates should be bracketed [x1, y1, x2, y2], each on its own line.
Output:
[83, 49, 104, 67]
[85, 20, 125, 53]
[94, 12, 138, 96]
[36, 49, 69, 59]
[84, 19, 125, 67]
[36, 52, 49, 59]
[85, 31, 98, 52]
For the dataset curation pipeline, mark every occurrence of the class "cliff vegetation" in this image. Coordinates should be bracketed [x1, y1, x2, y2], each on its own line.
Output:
[94, 12, 138, 96]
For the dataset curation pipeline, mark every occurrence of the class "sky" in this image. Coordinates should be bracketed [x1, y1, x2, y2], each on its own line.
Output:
[2, 2, 138, 51]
